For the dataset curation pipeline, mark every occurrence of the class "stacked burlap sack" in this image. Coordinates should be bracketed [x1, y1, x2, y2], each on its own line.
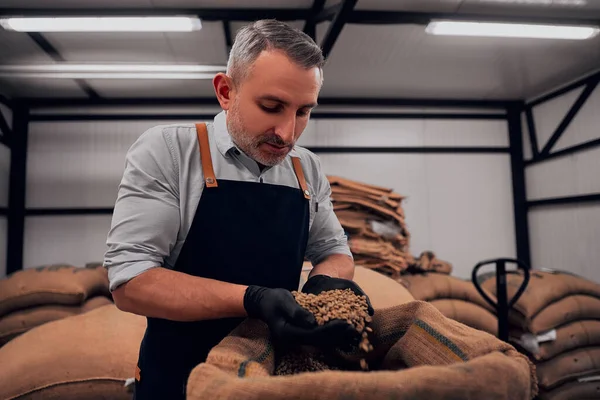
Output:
[482, 270, 600, 400]
[185, 299, 537, 400]
[327, 176, 452, 277]
[0, 304, 146, 399]
[400, 272, 499, 336]
[0, 264, 113, 346]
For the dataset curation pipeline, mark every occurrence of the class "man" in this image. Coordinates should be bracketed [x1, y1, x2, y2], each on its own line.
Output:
[104, 19, 373, 400]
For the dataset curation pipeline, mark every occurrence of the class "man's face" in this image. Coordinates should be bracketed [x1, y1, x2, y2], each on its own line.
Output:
[226, 50, 321, 166]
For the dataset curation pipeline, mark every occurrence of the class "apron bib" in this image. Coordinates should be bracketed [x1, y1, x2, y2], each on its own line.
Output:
[133, 123, 311, 399]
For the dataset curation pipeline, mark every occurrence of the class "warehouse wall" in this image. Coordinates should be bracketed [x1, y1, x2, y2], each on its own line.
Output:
[524, 82, 600, 283]
[23, 108, 516, 280]
[0, 104, 10, 278]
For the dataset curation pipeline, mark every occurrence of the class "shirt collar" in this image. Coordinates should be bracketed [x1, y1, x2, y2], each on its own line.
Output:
[212, 110, 301, 159]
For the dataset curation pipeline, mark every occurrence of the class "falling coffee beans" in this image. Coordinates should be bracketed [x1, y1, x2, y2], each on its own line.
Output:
[274, 288, 374, 375]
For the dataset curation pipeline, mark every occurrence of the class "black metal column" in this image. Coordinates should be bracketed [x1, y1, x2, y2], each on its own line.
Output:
[6, 103, 29, 275]
[507, 104, 531, 268]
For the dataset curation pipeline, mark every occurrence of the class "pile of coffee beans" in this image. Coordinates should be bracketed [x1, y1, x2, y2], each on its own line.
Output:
[274, 352, 336, 376]
[275, 288, 373, 375]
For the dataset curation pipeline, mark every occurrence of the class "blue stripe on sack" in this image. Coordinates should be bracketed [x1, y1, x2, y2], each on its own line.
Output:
[415, 319, 469, 361]
[237, 342, 274, 378]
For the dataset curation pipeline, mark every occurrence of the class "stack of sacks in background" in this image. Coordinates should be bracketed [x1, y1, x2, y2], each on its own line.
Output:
[0, 263, 113, 346]
[482, 270, 600, 400]
[0, 303, 146, 399]
[399, 272, 498, 336]
[327, 176, 452, 277]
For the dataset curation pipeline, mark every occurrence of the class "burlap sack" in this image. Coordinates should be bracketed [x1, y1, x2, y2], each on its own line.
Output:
[537, 379, 600, 400]
[399, 272, 495, 312]
[186, 301, 537, 400]
[533, 321, 600, 361]
[0, 264, 110, 318]
[328, 176, 404, 201]
[430, 299, 498, 336]
[481, 270, 600, 325]
[0, 296, 113, 346]
[536, 347, 600, 390]
[352, 266, 414, 309]
[0, 304, 146, 400]
[512, 295, 600, 334]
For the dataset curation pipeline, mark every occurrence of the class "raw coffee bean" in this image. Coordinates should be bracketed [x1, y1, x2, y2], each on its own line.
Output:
[274, 289, 374, 374]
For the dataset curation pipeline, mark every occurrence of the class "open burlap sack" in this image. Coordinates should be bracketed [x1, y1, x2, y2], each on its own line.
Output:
[536, 347, 600, 390]
[0, 296, 113, 346]
[0, 264, 110, 318]
[352, 266, 414, 309]
[511, 295, 600, 334]
[0, 304, 145, 400]
[430, 299, 498, 336]
[186, 301, 537, 400]
[524, 320, 600, 362]
[399, 272, 495, 312]
[481, 270, 600, 327]
[537, 379, 600, 400]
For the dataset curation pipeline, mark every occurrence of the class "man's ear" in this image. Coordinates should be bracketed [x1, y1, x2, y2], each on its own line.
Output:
[213, 73, 235, 110]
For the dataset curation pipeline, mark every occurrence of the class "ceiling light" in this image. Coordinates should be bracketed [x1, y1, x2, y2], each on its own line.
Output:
[0, 64, 226, 73]
[0, 16, 202, 32]
[0, 64, 226, 79]
[0, 72, 216, 80]
[426, 21, 599, 40]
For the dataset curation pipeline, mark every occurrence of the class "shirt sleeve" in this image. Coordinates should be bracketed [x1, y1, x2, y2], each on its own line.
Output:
[103, 126, 181, 292]
[304, 156, 354, 266]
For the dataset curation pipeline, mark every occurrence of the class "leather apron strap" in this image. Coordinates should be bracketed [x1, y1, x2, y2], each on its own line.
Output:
[292, 157, 311, 200]
[195, 123, 218, 188]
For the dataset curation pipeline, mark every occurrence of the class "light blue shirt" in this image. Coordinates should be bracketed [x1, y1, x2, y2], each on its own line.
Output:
[103, 111, 352, 291]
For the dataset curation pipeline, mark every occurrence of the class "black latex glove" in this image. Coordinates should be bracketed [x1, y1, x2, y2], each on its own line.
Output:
[244, 286, 359, 348]
[301, 275, 375, 316]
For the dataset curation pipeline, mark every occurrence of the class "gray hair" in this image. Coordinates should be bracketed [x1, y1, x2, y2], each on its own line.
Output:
[226, 19, 325, 85]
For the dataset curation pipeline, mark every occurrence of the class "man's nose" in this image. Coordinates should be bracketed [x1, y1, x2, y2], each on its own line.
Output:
[275, 114, 296, 144]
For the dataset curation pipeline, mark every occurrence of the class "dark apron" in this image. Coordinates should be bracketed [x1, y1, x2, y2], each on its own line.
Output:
[133, 123, 311, 399]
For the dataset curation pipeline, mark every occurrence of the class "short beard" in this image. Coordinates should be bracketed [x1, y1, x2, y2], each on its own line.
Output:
[226, 100, 293, 167]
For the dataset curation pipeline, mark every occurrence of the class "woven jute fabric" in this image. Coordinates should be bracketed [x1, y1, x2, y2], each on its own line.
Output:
[187, 301, 537, 400]
[0, 296, 112, 346]
[531, 320, 600, 361]
[430, 299, 498, 336]
[537, 379, 600, 400]
[0, 304, 145, 400]
[510, 295, 600, 334]
[536, 347, 600, 390]
[0, 265, 110, 318]
[481, 270, 600, 326]
[399, 272, 494, 312]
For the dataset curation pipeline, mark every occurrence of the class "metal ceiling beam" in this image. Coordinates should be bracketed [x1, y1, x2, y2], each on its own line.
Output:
[539, 77, 599, 156]
[20, 96, 519, 109]
[223, 20, 233, 56]
[0, 106, 11, 141]
[346, 10, 600, 26]
[525, 137, 600, 166]
[320, 0, 357, 59]
[0, 8, 311, 21]
[26, 32, 100, 99]
[528, 69, 600, 108]
[303, 0, 326, 40]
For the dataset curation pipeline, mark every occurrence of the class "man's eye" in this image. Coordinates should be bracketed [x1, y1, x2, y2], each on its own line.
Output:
[260, 105, 281, 113]
[297, 109, 310, 117]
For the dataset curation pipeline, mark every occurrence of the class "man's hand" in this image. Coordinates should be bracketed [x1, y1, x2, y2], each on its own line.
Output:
[244, 286, 359, 348]
[301, 275, 375, 316]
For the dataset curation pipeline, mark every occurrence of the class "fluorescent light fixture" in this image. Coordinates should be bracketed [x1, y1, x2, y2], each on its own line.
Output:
[0, 16, 202, 32]
[0, 64, 226, 79]
[0, 72, 216, 79]
[426, 20, 600, 40]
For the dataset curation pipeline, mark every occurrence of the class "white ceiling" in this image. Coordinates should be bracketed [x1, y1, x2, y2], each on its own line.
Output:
[0, 0, 599, 101]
